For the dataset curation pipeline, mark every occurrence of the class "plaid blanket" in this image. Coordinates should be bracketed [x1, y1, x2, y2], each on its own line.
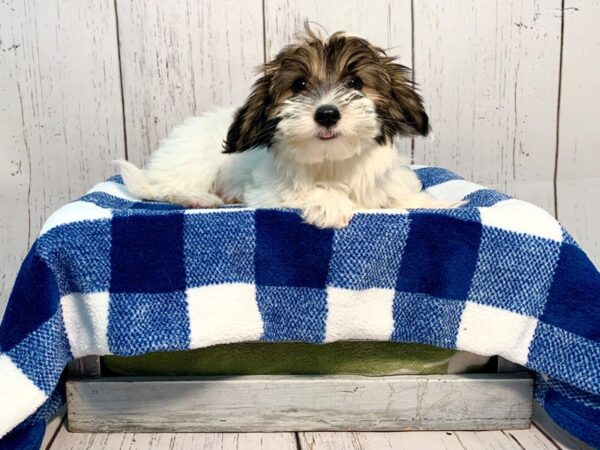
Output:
[1, 166, 599, 449]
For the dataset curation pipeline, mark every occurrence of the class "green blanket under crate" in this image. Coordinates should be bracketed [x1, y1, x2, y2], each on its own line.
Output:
[102, 342, 492, 376]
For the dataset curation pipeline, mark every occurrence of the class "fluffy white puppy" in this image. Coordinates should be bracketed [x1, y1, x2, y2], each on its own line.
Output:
[117, 28, 458, 228]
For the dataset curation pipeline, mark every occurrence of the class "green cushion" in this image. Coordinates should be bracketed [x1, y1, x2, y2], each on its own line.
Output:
[102, 342, 490, 376]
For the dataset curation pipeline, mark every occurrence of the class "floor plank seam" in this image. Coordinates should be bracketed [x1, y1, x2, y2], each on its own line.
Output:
[531, 423, 569, 450]
[294, 432, 302, 450]
[453, 432, 468, 450]
[503, 430, 528, 450]
[43, 417, 65, 450]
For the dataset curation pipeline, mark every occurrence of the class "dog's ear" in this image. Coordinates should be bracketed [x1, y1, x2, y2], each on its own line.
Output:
[384, 61, 429, 137]
[223, 73, 277, 153]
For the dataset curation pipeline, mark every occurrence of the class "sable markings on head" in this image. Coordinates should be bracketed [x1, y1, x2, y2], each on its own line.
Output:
[223, 25, 429, 154]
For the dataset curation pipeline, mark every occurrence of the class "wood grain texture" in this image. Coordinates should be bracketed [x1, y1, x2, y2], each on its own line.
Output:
[413, 1, 562, 212]
[51, 422, 297, 450]
[47, 426, 570, 450]
[454, 430, 523, 450]
[556, 1, 600, 267]
[505, 427, 564, 450]
[0, 0, 125, 316]
[47, 427, 570, 450]
[298, 431, 465, 450]
[41, 407, 65, 450]
[116, 0, 264, 166]
[66, 374, 532, 433]
[263, 0, 413, 156]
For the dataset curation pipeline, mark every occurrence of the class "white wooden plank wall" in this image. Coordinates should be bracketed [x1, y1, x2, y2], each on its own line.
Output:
[0, 0, 125, 316]
[116, 0, 264, 166]
[413, 1, 562, 213]
[556, 0, 600, 266]
[1, 1, 599, 315]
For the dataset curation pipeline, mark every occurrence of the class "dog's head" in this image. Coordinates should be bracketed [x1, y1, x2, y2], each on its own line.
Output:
[223, 25, 428, 163]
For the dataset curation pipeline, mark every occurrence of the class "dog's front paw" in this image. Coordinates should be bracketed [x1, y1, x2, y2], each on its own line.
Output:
[169, 192, 224, 209]
[188, 193, 225, 209]
[301, 197, 354, 229]
[302, 204, 353, 228]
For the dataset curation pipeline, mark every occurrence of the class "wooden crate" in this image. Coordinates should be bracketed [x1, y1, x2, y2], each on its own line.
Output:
[66, 356, 532, 433]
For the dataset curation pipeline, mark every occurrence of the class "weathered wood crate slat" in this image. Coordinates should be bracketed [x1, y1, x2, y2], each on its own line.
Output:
[67, 373, 532, 433]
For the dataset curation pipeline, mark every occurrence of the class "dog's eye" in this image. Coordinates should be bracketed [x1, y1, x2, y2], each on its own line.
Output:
[345, 76, 363, 90]
[291, 78, 308, 94]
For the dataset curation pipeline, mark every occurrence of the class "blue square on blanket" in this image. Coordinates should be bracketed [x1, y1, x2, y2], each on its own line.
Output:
[35, 220, 112, 295]
[6, 313, 72, 394]
[255, 210, 334, 288]
[528, 322, 600, 395]
[257, 286, 327, 342]
[541, 243, 600, 341]
[0, 248, 61, 351]
[80, 192, 135, 210]
[328, 213, 410, 290]
[108, 292, 190, 355]
[396, 213, 482, 300]
[391, 292, 465, 348]
[562, 229, 578, 246]
[185, 211, 255, 286]
[464, 189, 510, 208]
[414, 167, 462, 189]
[110, 213, 186, 293]
[468, 228, 561, 316]
[544, 386, 600, 447]
[131, 201, 184, 211]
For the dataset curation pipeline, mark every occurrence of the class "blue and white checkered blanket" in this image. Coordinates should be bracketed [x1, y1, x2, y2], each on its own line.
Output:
[1, 166, 599, 449]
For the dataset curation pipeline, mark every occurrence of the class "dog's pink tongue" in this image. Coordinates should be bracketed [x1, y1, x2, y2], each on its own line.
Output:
[320, 130, 335, 139]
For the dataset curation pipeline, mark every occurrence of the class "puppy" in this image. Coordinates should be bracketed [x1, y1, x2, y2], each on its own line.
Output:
[117, 26, 459, 228]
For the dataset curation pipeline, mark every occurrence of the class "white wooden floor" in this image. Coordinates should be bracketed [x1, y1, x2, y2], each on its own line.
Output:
[45, 424, 592, 450]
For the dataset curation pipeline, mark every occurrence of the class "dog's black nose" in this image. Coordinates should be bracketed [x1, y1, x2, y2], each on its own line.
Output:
[314, 104, 341, 127]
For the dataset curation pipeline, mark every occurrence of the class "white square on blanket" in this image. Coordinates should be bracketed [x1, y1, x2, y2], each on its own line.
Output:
[39, 201, 112, 237]
[61, 292, 111, 358]
[0, 354, 47, 439]
[325, 287, 394, 342]
[456, 301, 538, 365]
[186, 283, 262, 348]
[480, 198, 563, 242]
[426, 179, 486, 201]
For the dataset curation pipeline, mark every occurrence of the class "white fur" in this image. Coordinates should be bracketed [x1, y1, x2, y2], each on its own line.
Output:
[117, 107, 457, 228]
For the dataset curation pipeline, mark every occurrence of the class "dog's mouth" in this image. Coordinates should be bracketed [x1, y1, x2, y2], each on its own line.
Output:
[318, 129, 339, 140]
